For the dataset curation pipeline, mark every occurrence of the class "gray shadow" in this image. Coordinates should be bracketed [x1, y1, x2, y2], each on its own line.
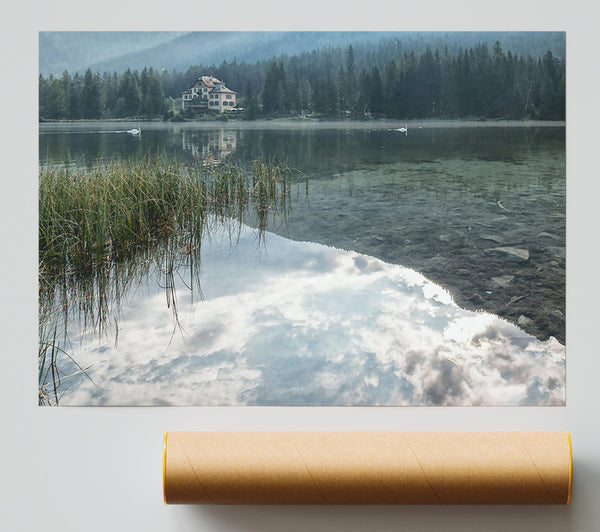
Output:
[181, 504, 573, 532]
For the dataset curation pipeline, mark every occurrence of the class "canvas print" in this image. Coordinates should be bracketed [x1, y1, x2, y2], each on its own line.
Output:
[38, 31, 566, 406]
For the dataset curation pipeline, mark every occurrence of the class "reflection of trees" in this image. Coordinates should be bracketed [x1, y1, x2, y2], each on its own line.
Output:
[182, 129, 237, 167]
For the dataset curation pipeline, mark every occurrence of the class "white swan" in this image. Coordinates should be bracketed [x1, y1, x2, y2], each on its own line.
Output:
[127, 125, 142, 135]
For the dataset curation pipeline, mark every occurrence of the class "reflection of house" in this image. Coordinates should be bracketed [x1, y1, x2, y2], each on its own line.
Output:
[182, 129, 237, 166]
[181, 76, 237, 112]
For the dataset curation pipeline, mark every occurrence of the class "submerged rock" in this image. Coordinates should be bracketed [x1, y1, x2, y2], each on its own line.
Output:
[518, 315, 534, 328]
[491, 275, 515, 287]
[480, 234, 504, 244]
[485, 247, 529, 262]
[545, 246, 565, 260]
[467, 293, 485, 305]
[537, 232, 560, 241]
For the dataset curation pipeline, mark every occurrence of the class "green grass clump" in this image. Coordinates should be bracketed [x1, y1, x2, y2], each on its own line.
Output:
[39, 156, 291, 278]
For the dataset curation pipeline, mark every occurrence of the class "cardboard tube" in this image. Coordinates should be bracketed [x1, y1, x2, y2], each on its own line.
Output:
[163, 431, 572, 505]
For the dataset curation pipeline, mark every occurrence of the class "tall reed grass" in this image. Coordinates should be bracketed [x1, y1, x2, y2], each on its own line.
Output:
[39, 156, 291, 277]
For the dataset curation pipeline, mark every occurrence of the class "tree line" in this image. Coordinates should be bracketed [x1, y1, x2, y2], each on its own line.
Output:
[39, 41, 565, 121]
[39, 67, 169, 120]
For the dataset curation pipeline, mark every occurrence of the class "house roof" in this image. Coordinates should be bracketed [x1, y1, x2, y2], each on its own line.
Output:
[211, 86, 237, 94]
[191, 76, 221, 89]
[184, 76, 237, 95]
[201, 76, 218, 88]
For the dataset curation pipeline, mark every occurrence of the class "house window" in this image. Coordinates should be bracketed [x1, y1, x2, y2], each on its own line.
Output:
[226, 94, 232, 99]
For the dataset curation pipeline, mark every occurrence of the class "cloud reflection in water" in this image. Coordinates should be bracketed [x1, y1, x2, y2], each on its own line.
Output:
[61, 221, 565, 406]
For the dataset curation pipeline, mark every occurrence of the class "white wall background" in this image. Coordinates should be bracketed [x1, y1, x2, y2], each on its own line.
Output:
[2, 1, 599, 530]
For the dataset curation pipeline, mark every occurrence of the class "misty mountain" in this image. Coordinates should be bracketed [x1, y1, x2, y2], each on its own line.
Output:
[86, 32, 398, 74]
[39, 31, 565, 77]
[39, 32, 189, 76]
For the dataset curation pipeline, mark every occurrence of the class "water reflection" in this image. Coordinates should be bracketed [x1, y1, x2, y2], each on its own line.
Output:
[39, 122, 565, 173]
[182, 129, 237, 166]
[55, 220, 564, 406]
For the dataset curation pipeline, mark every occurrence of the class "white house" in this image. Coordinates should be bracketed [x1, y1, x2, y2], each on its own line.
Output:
[181, 76, 237, 112]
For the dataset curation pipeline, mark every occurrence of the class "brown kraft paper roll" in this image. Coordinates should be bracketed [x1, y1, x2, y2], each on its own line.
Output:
[163, 431, 572, 505]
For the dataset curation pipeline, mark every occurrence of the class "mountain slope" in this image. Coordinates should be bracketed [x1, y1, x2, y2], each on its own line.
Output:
[39, 32, 189, 75]
[40, 31, 565, 77]
[86, 32, 397, 74]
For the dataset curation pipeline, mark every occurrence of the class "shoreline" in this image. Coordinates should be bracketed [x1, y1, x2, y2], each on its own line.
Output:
[39, 118, 566, 131]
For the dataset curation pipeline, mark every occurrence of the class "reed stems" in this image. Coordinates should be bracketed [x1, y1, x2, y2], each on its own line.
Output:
[39, 156, 291, 278]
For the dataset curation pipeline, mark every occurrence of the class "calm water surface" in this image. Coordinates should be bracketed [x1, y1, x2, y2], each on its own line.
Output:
[39, 121, 566, 405]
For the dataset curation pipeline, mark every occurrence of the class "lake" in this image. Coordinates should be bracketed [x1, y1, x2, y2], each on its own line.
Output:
[38, 120, 566, 406]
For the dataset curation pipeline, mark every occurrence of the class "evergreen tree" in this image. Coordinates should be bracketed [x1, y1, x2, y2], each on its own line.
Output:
[312, 71, 336, 116]
[46, 78, 67, 119]
[60, 71, 72, 118]
[357, 70, 369, 115]
[336, 67, 346, 116]
[148, 68, 166, 117]
[70, 72, 83, 119]
[537, 50, 563, 119]
[261, 60, 279, 114]
[243, 80, 259, 119]
[454, 48, 473, 117]
[119, 68, 141, 117]
[39, 74, 50, 119]
[402, 52, 418, 118]
[345, 45, 358, 115]
[160, 68, 175, 99]
[297, 79, 312, 114]
[81, 69, 104, 119]
[370, 65, 383, 114]
[140, 67, 151, 117]
[438, 46, 452, 116]
[289, 58, 301, 113]
[416, 48, 439, 116]
[103, 72, 120, 118]
[275, 62, 291, 114]
[384, 60, 400, 118]
[359, 66, 383, 115]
